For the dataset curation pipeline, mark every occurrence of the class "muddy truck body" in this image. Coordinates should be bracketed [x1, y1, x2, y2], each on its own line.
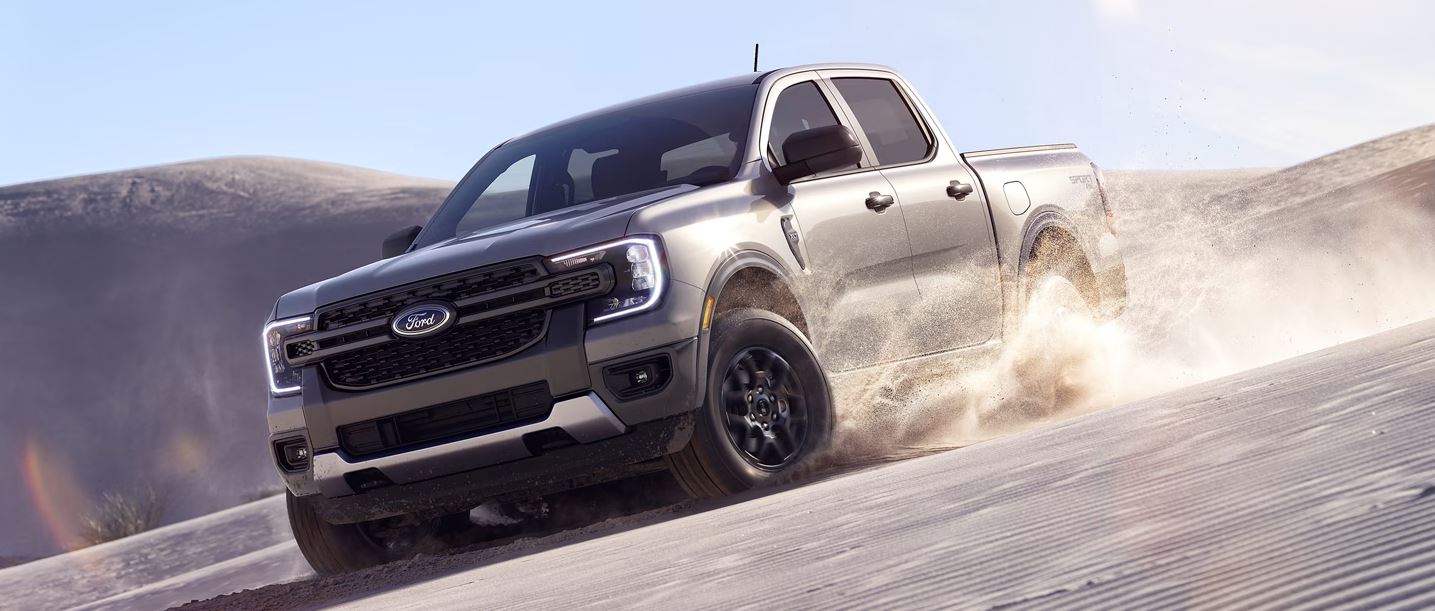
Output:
[262, 63, 1127, 573]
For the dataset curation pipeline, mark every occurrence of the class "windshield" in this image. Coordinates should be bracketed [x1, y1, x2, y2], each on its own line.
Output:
[417, 83, 758, 247]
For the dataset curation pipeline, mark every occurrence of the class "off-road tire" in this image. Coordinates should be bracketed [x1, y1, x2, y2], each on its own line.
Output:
[286, 491, 466, 576]
[1024, 236, 1099, 314]
[664, 308, 833, 498]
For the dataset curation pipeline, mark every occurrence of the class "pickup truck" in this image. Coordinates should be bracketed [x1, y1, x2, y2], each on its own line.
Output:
[263, 63, 1127, 574]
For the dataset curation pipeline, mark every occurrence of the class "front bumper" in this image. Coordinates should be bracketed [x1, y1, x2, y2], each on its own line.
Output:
[267, 279, 706, 518]
[309, 392, 625, 497]
[308, 413, 691, 524]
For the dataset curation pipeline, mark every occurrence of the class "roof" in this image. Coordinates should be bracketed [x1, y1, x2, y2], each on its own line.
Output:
[505, 63, 898, 143]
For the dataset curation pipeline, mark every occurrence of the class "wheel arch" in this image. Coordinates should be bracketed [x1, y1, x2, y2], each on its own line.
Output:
[703, 250, 809, 338]
[1017, 210, 1100, 310]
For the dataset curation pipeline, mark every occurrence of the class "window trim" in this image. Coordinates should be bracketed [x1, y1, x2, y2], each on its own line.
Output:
[822, 72, 939, 172]
[755, 69, 943, 186]
[755, 71, 882, 185]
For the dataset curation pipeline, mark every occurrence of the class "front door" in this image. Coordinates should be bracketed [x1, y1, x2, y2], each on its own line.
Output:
[763, 76, 920, 371]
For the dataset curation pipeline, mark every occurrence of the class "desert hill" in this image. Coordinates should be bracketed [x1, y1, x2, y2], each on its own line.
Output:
[0, 158, 452, 557]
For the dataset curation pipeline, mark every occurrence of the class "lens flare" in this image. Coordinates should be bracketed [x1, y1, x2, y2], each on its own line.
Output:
[20, 435, 91, 551]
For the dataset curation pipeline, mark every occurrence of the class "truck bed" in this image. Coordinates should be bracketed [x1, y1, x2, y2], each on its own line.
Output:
[962, 143, 1078, 160]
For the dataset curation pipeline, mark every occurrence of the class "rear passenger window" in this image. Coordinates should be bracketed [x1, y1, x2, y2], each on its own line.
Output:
[832, 78, 932, 166]
[767, 81, 843, 167]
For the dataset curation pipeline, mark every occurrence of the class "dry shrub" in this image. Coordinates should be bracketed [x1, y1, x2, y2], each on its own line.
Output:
[77, 485, 166, 547]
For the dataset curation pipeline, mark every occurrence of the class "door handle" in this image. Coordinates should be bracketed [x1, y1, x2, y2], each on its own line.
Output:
[865, 191, 895, 213]
[947, 181, 974, 200]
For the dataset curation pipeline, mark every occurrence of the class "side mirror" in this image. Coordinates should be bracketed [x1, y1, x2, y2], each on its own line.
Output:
[772, 125, 863, 184]
[382, 225, 422, 260]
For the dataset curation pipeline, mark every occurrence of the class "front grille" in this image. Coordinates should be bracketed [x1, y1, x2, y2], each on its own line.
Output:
[322, 309, 547, 390]
[289, 260, 612, 391]
[316, 262, 543, 331]
[338, 382, 553, 458]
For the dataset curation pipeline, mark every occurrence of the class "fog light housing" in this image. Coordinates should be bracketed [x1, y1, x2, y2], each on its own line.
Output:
[274, 437, 311, 472]
[602, 355, 672, 400]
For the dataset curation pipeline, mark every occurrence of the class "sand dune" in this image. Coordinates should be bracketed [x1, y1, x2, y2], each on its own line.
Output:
[0, 158, 451, 557]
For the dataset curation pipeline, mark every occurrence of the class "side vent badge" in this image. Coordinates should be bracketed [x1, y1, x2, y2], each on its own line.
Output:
[780, 215, 807, 270]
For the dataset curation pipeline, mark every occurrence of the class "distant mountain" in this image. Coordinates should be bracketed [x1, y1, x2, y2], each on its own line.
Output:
[0, 157, 452, 557]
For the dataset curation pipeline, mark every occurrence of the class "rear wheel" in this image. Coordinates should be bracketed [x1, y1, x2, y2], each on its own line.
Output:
[995, 245, 1103, 420]
[286, 491, 468, 575]
[1026, 273, 1092, 324]
[1024, 233, 1098, 319]
[664, 308, 833, 498]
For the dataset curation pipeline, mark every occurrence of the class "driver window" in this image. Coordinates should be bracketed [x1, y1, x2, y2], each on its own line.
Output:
[768, 81, 843, 168]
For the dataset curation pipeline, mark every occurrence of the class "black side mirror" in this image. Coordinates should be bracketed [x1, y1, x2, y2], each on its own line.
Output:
[382, 225, 422, 260]
[772, 125, 863, 184]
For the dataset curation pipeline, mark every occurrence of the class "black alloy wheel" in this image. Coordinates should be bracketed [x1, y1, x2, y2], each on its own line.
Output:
[720, 347, 809, 469]
[663, 308, 833, 498]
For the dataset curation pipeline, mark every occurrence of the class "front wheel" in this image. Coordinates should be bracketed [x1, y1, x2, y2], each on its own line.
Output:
[286, 491, 468, 575]
[664, 308, 833, 498]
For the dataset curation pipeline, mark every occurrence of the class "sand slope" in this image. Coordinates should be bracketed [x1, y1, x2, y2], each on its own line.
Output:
[6, 316, 1433, 610]
[182, 317, 1435, 610]
[0, 495, 307, 611]
[362, 318, 1435, 609]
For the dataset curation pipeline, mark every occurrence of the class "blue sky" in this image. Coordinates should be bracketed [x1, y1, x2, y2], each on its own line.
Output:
[2, 0, 1432, 186]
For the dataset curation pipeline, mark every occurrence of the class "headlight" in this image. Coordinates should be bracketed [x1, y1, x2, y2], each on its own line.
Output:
[263, 316, 313, 396]
[548, 237, 665, 323]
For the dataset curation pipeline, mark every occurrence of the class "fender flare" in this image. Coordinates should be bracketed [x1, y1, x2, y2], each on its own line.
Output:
[1016, 208, 1084, 280]
[1014, 207, 1102, 314]
[701, 249, 796, 303]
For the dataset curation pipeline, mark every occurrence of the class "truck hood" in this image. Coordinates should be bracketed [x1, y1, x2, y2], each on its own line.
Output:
[273, 185, 695, 318]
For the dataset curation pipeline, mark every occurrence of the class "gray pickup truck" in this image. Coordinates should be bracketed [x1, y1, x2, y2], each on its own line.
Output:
[263, 63, 1126, 573]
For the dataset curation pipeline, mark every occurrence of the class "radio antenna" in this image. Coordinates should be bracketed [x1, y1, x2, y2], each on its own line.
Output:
[753, 43, 760, 72]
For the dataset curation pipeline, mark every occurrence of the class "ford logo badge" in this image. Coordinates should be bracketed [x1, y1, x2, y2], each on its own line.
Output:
[391, 303, 456, 338]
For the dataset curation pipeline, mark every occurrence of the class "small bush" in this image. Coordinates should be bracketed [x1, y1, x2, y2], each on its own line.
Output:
[77, 485, 166, 547]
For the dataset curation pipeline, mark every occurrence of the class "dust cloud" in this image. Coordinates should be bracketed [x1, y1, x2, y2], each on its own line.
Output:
[823, 146, 1435, 464]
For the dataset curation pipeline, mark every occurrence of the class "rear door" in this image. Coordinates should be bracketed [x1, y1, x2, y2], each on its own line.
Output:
[822, 70, 1003, 353]
[761, 74, 920, 371]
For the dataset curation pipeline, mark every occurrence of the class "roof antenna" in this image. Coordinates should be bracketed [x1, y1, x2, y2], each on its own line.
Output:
[753, 43, 760, 72]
